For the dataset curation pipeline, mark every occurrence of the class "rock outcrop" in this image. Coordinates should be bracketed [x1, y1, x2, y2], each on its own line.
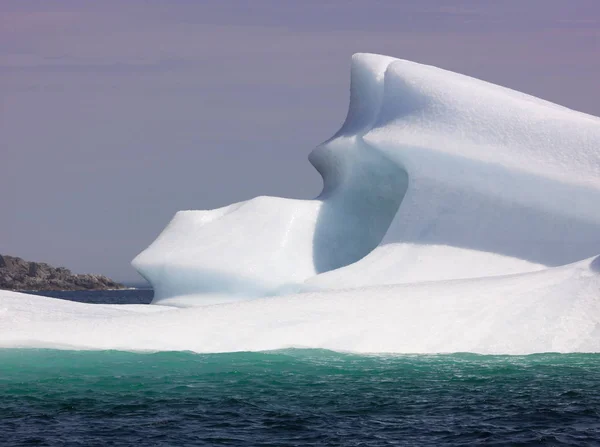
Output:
[0, 254, 125, 291]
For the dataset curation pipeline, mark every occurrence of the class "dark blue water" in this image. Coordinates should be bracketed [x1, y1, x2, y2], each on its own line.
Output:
[2, 290, 600, 446]
[26, 288, 154, 305]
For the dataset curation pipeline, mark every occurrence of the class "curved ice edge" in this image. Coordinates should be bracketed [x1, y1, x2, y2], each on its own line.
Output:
[1, 255, 599, 355]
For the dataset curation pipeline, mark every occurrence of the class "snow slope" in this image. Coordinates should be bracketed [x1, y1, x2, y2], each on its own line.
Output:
[1, 256, 599, 354]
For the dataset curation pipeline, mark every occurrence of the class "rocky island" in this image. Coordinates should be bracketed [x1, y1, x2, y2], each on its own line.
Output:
[0, 254, 125, 291]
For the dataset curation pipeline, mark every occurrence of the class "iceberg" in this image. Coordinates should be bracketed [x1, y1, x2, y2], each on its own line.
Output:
[1, 53, 599, 354]
[133, 53, 600, 304]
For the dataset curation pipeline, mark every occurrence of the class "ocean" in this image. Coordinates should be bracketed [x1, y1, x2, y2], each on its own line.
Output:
[2, 290, 600, 446]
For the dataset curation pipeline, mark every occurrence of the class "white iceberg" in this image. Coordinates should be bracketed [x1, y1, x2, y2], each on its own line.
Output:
[133, 53, 600, 304]
[2, 53, 600, 354]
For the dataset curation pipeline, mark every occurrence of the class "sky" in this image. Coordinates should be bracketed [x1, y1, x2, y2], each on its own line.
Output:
[1, 0, 599, 283]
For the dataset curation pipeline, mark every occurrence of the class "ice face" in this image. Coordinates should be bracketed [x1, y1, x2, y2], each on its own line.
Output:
[133, 53, 600, 304]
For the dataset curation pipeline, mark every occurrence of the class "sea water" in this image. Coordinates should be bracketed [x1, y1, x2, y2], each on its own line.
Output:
[2, 291, 600, 446]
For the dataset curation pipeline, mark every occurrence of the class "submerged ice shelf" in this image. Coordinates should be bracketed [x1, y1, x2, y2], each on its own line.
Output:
[2, 53, 600, 354]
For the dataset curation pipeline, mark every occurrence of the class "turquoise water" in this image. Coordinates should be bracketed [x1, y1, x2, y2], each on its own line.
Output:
[2, 349, 600, 446]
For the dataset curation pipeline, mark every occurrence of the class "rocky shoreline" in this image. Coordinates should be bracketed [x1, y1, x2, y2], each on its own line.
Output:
[0, 254, 125, 291]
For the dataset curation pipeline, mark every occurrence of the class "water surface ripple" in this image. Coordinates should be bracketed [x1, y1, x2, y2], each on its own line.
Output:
[1, 349, 600, 446]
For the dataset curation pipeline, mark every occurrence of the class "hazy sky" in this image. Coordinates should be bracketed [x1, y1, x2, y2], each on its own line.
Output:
[2, 0, 599, 282]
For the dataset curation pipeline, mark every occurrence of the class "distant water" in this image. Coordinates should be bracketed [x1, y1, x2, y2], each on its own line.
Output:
[26, 288, 154, 304]
[3, 291, 600, 446]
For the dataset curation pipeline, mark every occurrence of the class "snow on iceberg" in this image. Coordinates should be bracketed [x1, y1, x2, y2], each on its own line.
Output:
[1, 255, 599, 354]
[1, 53, 600, 355]
[134, 53, 600, 304]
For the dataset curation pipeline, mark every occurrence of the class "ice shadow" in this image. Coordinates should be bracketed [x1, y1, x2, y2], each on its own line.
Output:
[310, 141, 408, 274]
[136, 264, 275, 304]
[312, 142, 600, 273]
